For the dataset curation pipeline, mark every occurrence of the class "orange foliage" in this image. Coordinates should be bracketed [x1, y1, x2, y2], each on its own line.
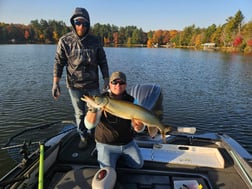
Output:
[194, 34, 202, 47]
[53, 31, 59, 42]
[169, 30, 178, 39]
[39, 34, 44, 40]
[247, 39, 252, 47]
[103, 37, 110, 44]
[113, 32, 118, 44]
[162, 30, 170, 44]
[152, 30, 163, 43]
[150, 30, 178, 45]
[147, 39, 153, 48]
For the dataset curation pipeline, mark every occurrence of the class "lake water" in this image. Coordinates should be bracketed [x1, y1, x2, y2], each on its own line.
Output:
[0, 45, 252, 176]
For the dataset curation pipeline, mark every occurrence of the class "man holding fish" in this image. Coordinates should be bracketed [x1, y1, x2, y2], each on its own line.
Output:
[84, 71, 144, 169]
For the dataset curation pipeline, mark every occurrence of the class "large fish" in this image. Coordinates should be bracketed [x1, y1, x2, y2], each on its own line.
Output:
[81, 95, 172, 143]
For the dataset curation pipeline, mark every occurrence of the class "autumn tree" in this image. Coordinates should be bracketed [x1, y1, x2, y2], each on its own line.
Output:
[202, 24, 216, 43]
[180, 25, 196, 46]
[152, 30, 163, 44]
[169, 30, 178, 40]
[242, 21, 252, 42]
[211, 26, 223, 46]
[24, 30, 30, 40]
[162, 30, 170, 44]
[222, 10, 244, 47]
[233, 36, 243, 47]
[147, 31, 154, 47]
[190, 27, 201, 46]
[0, 9, 251, 53]
[112, 32, 118, 45]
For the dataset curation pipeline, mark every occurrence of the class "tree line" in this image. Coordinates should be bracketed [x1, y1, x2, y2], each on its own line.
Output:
[0, 10, 251, 54]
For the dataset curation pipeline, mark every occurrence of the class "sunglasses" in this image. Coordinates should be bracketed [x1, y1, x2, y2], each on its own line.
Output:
[110, 80, 126, 85]
[74, 20, 89, 27]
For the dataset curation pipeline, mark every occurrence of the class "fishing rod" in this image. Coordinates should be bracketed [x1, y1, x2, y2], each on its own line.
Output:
[38, 142, 44, 189]
[2, 121, 61, 148]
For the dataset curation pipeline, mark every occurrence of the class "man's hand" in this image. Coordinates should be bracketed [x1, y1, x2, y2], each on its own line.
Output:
[86, 102, 98, 113]
[132, 119, 145, 133]
[103, 77, 109, 92]
[52, 82, 60, 99]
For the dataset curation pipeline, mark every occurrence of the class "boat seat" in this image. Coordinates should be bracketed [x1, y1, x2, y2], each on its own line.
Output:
[130, 83, 163, 120]
[141, 143, 225, 168]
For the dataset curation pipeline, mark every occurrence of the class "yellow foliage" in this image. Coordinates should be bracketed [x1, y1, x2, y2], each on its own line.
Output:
[147, 39, 153, 48]
[53, 31, 59, 42]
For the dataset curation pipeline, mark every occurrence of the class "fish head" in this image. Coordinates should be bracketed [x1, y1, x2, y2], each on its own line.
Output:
[81, 95, 109, 109]
[93, 96, 109, 106]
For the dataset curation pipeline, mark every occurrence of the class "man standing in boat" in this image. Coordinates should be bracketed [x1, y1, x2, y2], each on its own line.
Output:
[84, 71, 144, 169]
[52, 7, 109, 149]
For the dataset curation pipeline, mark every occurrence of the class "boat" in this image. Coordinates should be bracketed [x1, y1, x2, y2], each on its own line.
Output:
[0, 84, 252, 189]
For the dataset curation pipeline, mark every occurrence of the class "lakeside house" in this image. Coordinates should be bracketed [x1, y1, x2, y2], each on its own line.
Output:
[202, 43, 216, 50]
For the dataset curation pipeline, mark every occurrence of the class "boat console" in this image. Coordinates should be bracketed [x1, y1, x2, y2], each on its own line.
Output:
[130, 83, 163, 120]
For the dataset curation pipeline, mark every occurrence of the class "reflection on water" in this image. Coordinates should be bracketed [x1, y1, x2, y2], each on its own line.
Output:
[0, 45, 252, 176]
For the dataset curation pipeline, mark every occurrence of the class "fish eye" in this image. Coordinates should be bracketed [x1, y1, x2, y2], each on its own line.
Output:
[95, 96, 102, 103]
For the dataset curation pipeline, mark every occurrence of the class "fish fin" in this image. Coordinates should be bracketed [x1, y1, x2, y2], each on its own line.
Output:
[147, 127, 158, 138]
[104, 109, 108, 117]
[161, 131, 167, 144]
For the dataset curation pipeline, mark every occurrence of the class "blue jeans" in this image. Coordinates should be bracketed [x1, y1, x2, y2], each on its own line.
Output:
[68, 88, 100, 138]
[96, 140, 144, 169]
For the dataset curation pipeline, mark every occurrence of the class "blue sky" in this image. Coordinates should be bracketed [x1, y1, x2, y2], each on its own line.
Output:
[0, 0, 251, 32]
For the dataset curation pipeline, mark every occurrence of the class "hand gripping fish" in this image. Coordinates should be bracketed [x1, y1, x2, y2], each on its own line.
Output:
[81, 95, 172, 143]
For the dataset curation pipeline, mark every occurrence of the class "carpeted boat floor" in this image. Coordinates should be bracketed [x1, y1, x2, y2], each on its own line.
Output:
[58, 132, 98, 165]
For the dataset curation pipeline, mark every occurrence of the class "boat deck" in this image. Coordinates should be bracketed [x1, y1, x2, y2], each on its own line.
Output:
[41, 131, 250, 189]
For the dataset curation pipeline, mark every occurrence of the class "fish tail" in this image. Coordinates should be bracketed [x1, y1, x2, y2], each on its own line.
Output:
[164, 126, 173, 134]
[159, 126, 173, 143]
